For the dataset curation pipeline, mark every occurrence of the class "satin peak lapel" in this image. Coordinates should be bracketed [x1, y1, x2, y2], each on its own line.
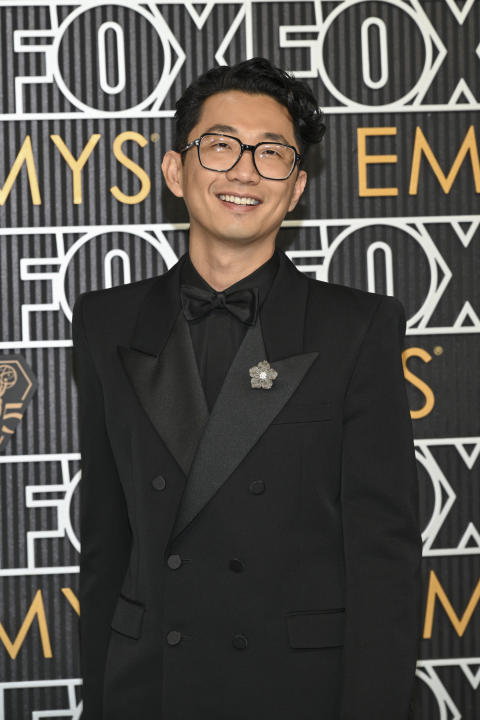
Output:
[117, 253, 209, 478]
[170, 251, 319, 540]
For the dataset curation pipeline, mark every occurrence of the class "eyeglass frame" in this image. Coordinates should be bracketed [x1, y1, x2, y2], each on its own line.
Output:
[179, 132, 303, 181]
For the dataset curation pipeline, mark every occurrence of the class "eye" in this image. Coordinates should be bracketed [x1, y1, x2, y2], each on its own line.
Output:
[257, 144, 289, 160]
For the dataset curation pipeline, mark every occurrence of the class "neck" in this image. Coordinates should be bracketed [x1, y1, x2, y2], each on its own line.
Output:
[187, 238, 276, 292]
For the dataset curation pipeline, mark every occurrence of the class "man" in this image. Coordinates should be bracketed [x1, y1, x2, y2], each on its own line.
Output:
[72, 57, 422, 720]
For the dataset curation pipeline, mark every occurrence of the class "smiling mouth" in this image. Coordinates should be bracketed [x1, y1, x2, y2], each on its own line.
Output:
[217, 193, 261, 206]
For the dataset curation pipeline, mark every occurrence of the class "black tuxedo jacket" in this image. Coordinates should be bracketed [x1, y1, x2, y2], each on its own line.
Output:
[72, 247, 422, 720]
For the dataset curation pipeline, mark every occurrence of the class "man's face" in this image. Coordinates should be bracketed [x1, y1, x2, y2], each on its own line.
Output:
[162, 90, 307, 249]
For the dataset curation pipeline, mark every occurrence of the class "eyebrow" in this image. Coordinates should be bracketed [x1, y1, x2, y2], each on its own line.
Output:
[204, 124, 292, 146]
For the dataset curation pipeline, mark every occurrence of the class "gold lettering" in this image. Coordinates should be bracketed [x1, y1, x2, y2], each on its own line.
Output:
[402, 347, 435, 419]
[111, 131, 151, 204]
[0, 135, 41, 205]
[0, 589, 52, 659]
[357, 127, 398, 197]
[409, 125, 480, 195]
[51, 133, 101, 204]
[424, 570, 480, 638]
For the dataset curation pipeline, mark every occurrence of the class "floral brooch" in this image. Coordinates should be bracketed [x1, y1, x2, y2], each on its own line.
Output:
[249, 360, 278, 389]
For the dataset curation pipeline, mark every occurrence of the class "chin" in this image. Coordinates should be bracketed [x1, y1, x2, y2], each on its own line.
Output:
[214, 233, 256, 245]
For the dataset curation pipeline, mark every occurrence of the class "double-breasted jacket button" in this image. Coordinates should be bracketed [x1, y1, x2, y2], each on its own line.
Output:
[229, 558, 245, 572]
[166, 630, 182, 645]
[167, 553, 182, 569]
[151, 475, 166, 491]
[249, 479, 265, 494]
[232, 633, 248, 650]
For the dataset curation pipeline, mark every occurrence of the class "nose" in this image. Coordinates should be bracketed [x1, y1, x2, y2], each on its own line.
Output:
[225, 148, 260, 182]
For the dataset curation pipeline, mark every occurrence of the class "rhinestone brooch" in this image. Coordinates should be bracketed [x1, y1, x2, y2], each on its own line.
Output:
[249, 360, 278, 389]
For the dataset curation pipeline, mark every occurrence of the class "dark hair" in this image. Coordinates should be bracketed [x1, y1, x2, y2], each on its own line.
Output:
[173, 57, 326, 167]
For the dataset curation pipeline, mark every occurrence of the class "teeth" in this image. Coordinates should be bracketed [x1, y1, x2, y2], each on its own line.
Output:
[218, 194, 260, 206]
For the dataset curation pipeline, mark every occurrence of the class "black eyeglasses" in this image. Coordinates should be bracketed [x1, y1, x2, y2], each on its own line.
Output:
[179, 132, 303, 180]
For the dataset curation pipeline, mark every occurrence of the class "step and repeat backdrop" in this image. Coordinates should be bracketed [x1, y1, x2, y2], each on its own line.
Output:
[0, 0, 478, 718]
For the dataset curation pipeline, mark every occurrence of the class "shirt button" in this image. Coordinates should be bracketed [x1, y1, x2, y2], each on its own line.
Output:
[167, 554, 182, 569]
[232, 633, 248, 650]
[249, 480, 265, 494]
[166, 630, 182, 645]
[151, 475, 166, 491]
[229, 558, 245, 572]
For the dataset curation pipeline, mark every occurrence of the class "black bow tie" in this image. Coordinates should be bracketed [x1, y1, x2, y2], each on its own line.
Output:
[180, 283, 259, 325]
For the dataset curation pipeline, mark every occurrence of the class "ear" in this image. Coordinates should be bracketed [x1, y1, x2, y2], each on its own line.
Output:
[287, 169, 307, 212]
[161, 150, 184, 198]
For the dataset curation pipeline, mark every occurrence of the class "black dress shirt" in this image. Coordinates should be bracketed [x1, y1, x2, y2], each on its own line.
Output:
[180, 248, 280, 412]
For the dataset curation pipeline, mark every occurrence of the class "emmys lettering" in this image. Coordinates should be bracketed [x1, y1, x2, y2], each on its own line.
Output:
[0, 132, 151, 206]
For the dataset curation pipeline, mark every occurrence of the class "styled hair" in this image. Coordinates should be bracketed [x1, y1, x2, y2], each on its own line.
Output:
[173, 57, 326, 167]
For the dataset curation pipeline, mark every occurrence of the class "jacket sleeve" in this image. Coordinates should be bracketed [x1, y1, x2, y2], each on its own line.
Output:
[72, 292, 132, 720]
[339, 295, 422, 720]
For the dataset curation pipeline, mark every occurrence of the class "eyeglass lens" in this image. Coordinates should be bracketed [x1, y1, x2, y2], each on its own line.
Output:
[198, 134, 295, 179]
